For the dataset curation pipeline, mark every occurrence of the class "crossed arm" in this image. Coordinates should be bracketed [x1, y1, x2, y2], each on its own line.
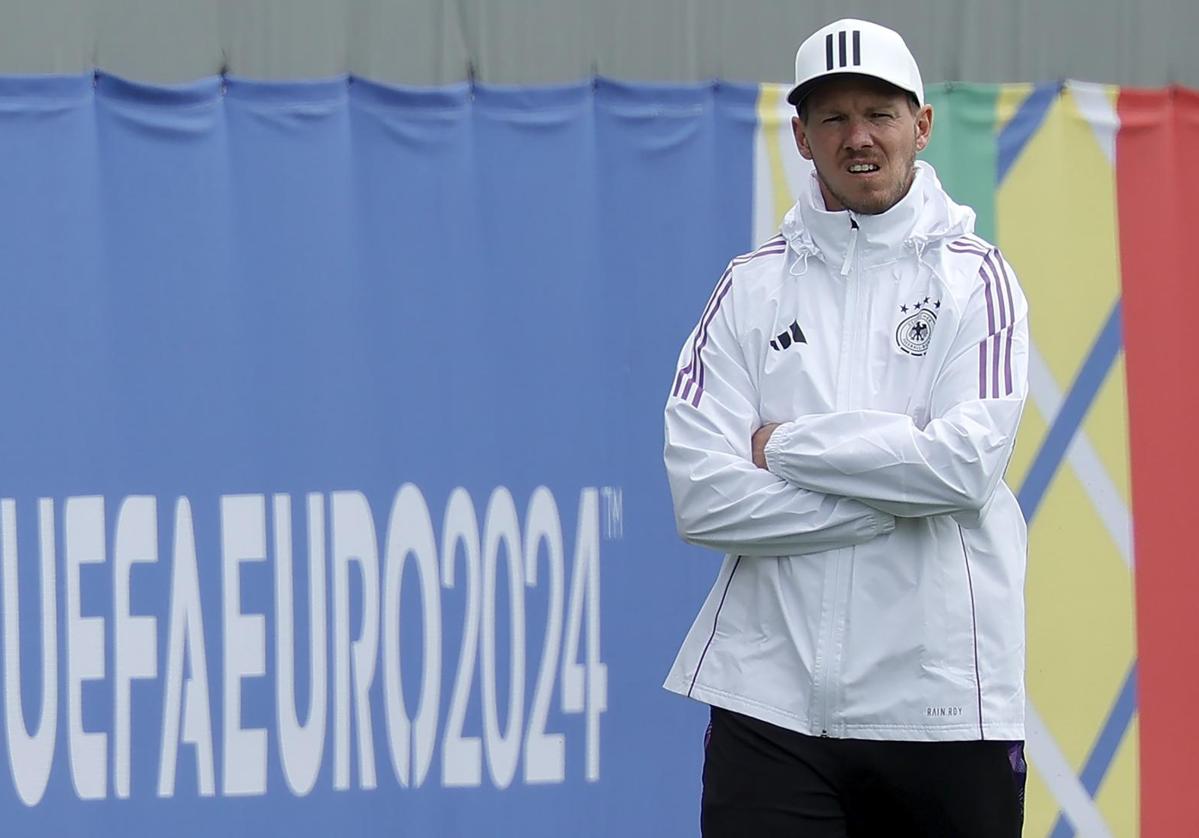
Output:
[665, 254, 1028, 554]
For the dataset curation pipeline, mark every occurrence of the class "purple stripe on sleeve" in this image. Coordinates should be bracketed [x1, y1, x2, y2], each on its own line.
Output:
[734, 238, 785, 263]
[674, 237, 787, 406]
[979, 263, 996, 335]
[985, 253, 1008, 329]
[997, 251, 1017, 325]
[978, 341, 988, 399]
[738, 245, 788, 263]
[681, 275, 734, 405]
[672, 361, 690, 397]
[991, 332, 1002, 399]
[693, 244, 786, 394]
[948, 242, 991, 256]
[673, 355, 695, 397]
[738, 249, 787, 265]
[692, 278, 735, 394]
[674, 275, 726, 394]
[983, 255, 1002, 330]
[675, 268, 733, 396]
[1004, 324, 1015, 395]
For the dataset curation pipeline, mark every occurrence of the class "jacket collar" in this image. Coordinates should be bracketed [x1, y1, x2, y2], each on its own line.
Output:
[781, 161, 975, 270]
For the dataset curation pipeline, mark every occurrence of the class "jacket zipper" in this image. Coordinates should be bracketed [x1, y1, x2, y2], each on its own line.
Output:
[834, 219, 861, 406]
[815, 218, 860, 736]
[839, 220, 859, 278]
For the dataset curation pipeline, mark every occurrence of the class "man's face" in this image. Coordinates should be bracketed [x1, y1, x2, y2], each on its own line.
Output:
[792, 75, 933, 215]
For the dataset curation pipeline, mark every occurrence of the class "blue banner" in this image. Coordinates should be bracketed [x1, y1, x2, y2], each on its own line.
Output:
[0, 73, 756, 835]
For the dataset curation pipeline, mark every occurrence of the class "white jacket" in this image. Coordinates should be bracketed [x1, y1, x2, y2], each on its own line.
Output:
[663, 162, 1029, 741]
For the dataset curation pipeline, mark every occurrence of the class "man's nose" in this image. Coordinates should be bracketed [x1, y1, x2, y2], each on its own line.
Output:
[844, 119, 874, 150]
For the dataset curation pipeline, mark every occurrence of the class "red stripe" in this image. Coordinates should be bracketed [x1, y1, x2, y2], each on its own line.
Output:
[1117, 86, 1199, 837]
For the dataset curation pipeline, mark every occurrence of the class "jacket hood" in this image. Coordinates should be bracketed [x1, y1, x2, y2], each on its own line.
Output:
[781, 161, 975, 268]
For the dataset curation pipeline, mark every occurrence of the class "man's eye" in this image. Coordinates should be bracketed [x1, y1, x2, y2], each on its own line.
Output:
[872, 112, 895, 120]
[823, 115, 842, 123]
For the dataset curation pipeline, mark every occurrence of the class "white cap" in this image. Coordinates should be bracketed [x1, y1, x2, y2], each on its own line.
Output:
[786, 19, 924, 109]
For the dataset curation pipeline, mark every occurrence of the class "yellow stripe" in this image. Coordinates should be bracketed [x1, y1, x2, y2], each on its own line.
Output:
[995, 83, 1033, 136]
[758, 84, 794, 229]
[1096, 713, 1140, 838]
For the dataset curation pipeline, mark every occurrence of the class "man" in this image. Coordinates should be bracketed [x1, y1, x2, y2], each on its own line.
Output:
[663, 18, 1029, 837]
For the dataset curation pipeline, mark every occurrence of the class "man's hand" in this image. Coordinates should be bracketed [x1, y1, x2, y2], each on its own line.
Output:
[752, 423, 781, 469]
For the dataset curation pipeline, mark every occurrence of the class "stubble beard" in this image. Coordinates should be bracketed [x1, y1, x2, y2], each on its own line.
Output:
[820, 148, 918, 215]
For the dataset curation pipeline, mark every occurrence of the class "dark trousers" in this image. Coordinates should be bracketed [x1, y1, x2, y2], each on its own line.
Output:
[701, 707, 1025, 838]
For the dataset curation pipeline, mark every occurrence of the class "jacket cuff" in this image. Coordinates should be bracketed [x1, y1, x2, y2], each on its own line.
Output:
[762, 421, 792, 476]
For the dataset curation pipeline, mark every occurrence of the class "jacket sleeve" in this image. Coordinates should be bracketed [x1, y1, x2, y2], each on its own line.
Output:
[763, 249, 1029, 521]
[664, 264, 895, 557]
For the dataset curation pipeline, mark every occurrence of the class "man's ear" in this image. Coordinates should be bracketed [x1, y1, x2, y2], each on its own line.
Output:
[914, 104, 934, 152]
[792, 116, 814, 161]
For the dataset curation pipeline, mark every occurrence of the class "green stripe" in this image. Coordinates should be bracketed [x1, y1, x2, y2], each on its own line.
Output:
[921, 83, 1000, 243]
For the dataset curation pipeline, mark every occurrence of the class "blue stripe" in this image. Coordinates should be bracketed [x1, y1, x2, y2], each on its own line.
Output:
[1049, 808, 1076, 838]
[1080, 663, 1138, 796]
[1017, 300, 1123, 522]
[997, 81, 1061, 184]
[1017, 299, 1133, 834]
[1047, 664, 1139, 837]
[1049, 810, 1075, 838]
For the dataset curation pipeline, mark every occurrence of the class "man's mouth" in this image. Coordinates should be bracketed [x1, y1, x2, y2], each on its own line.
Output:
[847, 162, 881, 174]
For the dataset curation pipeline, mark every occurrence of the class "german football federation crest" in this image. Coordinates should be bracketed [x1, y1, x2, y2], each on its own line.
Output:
[895, 297, 940, 356]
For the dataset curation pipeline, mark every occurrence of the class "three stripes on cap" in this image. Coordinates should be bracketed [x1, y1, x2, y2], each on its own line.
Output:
[826, 29, 862, 71]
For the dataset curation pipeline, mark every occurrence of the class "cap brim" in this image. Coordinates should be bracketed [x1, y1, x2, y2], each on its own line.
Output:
[785, 80, 815, 107]
[786, 72, 919, 109]
[786, 72, 863, 108]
